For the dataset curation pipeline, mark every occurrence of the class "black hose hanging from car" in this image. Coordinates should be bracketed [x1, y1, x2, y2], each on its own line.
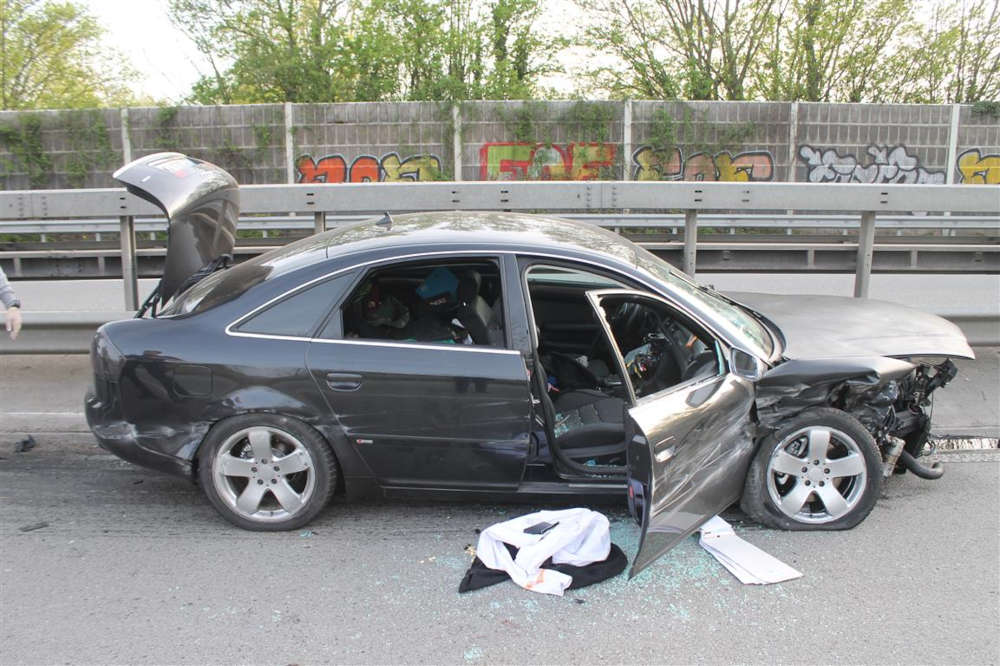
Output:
[899, 450, 945, 479]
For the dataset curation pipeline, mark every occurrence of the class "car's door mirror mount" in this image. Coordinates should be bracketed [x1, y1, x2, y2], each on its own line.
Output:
[731, 348, 766, 381]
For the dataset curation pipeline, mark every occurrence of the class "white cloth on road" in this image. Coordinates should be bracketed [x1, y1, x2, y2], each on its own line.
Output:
[475, 508, 611, 596]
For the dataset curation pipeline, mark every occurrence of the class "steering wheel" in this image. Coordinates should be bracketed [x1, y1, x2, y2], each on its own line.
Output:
[613, 302, 643, 333]
[607, 301, 647, 352]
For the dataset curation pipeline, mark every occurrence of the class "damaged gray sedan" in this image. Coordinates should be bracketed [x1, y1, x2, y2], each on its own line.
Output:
[87, 153, 973, 576]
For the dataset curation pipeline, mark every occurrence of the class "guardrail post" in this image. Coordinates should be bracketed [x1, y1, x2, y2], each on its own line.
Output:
[314, 211, 326, 234]
[854, 211, 876, 298]
[622, 99, 632, 181]
[683, 209, 698, 276]
[452, 104, 463, 181]
[285, 102, 295, 184]
[119, 215, 138, 310]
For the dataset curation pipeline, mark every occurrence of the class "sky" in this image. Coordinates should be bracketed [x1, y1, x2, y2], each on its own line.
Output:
[84, 0, 588, 103]
[84, 0, 213, 102]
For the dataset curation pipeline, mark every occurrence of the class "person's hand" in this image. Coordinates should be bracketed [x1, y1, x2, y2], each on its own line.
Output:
[5, 305, 21, 340]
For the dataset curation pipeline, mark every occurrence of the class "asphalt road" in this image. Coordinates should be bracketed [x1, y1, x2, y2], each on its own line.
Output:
[1, 446, 997, 665]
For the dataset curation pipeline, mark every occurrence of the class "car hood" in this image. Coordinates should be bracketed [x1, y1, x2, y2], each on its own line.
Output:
[726, 291, 975, 360]
[114, 152, 238, 304]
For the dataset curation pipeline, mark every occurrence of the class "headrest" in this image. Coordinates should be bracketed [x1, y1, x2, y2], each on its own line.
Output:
[457, 270, 482, 304]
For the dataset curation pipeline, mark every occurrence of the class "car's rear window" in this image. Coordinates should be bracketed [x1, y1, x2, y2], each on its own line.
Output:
[233, 274, 354, 338]
[160, 259, 273, 316]
[159, 234, 332, 316]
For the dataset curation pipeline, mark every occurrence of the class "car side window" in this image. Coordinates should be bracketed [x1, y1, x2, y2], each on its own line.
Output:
[235, 274, 352, 338]
[599, 294, 723, 400]
[339, 258, 506, 347]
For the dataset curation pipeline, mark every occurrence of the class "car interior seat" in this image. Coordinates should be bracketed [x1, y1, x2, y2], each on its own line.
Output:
[535, 356, 627, 462]
[455, 270, 502, 345]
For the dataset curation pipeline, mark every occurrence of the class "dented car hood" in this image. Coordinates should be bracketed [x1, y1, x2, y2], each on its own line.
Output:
[114, 152, 238, 305]
[726, 292, 975, 360]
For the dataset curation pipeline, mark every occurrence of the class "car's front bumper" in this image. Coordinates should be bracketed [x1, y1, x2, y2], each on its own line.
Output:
[85, 388, 194, 479]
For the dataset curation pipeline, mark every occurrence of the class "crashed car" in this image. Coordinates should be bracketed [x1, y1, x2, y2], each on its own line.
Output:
[86, 153, 972, 576]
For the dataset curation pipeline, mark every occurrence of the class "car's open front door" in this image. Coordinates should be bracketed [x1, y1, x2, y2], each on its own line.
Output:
[585, 290, 758, 578]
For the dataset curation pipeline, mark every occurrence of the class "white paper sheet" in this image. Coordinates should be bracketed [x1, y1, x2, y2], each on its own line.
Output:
[698, 516, 803, 585]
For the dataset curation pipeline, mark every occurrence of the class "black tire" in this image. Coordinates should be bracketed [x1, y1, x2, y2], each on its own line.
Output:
[741, 407, 882, 531]
[197, 414, 337, 531]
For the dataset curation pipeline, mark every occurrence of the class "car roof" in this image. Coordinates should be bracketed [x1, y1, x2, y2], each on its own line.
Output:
[260, 211, 643, 278]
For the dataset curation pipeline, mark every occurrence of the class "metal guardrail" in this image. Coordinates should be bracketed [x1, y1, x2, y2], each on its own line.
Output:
[1, 180, 998, 312]
[3, 213, 999, 235]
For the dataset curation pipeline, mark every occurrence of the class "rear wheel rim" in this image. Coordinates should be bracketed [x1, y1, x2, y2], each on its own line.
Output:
[765, 426, 868, 524]
[212, 426, 316, 523]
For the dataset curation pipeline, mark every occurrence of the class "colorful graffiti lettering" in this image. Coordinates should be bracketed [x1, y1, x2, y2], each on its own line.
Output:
[296, 152, 442, 183]
[798, 144, 945, 184]
[956, 149, 1000, 185]
[479, 142, 617, 180]
[632, 146, 774, 182]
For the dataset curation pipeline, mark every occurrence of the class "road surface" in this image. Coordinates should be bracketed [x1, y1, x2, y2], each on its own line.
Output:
[0, 443, 997, 664]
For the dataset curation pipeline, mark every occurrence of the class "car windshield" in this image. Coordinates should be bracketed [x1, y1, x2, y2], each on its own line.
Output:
[633, 247, 774, 358]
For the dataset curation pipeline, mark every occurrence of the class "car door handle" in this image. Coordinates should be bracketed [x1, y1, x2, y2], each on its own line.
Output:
[325, 373, 362, 391]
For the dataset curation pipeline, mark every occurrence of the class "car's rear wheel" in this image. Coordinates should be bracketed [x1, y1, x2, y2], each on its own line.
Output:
[741, 408, 881, 530]
[198, 414, 337, 531]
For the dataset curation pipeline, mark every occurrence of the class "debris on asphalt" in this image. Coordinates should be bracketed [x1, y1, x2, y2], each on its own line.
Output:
[299, 530, 314, 537]
[14, 435, 36, 453]
[132, 479, 144, 485]
[19, 521, 49, 532]
[698, 516, 802, 585]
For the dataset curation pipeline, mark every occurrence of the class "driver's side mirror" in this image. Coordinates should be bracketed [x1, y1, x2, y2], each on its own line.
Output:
[730, 348, 766, 381]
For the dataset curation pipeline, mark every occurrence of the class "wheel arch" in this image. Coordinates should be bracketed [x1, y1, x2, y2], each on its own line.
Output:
[189, 406, 367, 499]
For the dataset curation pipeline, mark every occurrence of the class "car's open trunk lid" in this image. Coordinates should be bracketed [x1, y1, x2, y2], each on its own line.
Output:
[727, 292, 975, 360]
[114, 152, 238, 309]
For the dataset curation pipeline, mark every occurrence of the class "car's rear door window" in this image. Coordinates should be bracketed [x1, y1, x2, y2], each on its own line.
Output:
[336, 258, 506, 347]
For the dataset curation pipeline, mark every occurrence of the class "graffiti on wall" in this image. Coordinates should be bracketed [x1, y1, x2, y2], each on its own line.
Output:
[798, 144, 946, 184]
[956, 149, 1000, 184]
[479, 142, 617, 180]
[296, 152, 442, 183]
[632, 146, 775, 182]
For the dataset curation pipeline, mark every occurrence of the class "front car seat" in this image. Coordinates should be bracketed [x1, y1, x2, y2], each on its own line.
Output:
[456, 270, 502, 345]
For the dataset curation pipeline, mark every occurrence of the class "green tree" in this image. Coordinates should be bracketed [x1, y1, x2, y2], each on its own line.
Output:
[171, 0, 351, 104]
[891, 0, 1000, 103]
[755, 0, 915, 102]
[0, 0, 140, 109]
[576, 0, 779, 100]
[573, 0, 995, 104]
[170, 0, 559, 103]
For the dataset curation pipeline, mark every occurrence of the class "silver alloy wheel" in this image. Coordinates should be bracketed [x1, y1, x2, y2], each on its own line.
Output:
[765, 426, 868, 524]
[211, 426, 316, 523]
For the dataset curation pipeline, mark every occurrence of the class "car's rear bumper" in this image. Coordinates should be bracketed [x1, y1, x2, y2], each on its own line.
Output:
[85, 389, 193, 479]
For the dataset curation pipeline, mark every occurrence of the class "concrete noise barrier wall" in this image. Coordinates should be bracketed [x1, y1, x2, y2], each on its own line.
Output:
[1, 101, 997, 190]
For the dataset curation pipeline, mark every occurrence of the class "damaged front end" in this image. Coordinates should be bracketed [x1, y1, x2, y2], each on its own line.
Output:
[756, 356, 960, 481]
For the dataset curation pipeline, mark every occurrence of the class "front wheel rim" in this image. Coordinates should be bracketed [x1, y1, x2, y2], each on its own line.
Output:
[765, 426, 868, 524]
[212, 426, 316, 523]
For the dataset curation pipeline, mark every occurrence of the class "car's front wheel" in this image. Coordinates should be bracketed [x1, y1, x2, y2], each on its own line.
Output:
[741, 408, 881, 530]
[198, 414, 337, 530]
